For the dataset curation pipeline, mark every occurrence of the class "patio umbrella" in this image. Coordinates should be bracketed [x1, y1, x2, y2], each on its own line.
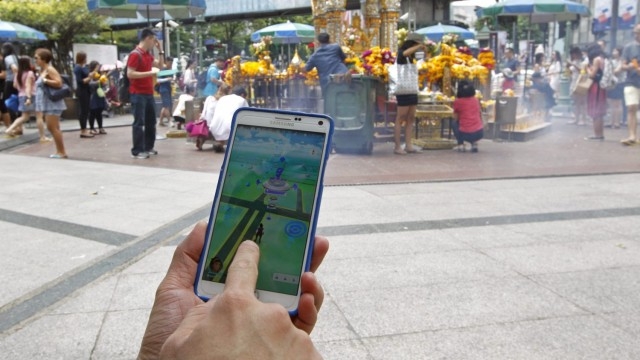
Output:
[86, 0, 206, 19]
[251, 21, 315, 45]
[476, 0, 590, 87]
[415, 23, 475, 41]
[476, 0, 590, 23]
[0, 20, 47, 41]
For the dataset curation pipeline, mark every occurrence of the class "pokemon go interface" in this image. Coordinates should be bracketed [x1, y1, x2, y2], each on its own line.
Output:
[202, 124, 326, 295]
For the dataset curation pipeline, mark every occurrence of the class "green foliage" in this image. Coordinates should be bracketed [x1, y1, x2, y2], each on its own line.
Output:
[0, 0, 107, 74]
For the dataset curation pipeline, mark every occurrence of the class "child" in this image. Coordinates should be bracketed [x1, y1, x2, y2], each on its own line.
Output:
[88, 61, 107, 135]
[452, 80, 484, 153]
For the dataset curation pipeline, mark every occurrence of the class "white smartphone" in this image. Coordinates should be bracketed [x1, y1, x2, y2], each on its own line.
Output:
[195, 108, 334, 314]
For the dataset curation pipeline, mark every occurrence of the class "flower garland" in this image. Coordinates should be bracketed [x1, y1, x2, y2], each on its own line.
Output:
[362, 46, 395, 82]
[250, 36, 273, 58]
[478, 48, 496, 70]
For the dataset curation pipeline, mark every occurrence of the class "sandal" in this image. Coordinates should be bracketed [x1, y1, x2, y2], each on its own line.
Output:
[620, 138, 636, 146]
[80, 133, 94, 138]
[394, 149, 407, 155]
[405, 147, 423, 154]
[49, 154, 68, 159]
[89, 129, 99, 135]
[98, 128, 107, 135]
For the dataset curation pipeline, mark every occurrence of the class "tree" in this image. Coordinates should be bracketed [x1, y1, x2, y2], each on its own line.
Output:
[0, 0, 106, 75]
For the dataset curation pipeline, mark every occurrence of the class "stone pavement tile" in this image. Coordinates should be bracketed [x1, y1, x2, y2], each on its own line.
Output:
[324, 230, 470, 260]
[483, 239, 640, 275]
[0, 221, 114, 308]
[311, 297, 361, 343]
[601, 310, 640, 338]
[108, 272, 164, 311]
[530, 266, 640, 314]
[330, 277, 585, 338]
[91, 309, 150, 360]
[314, 340, 372, 360]
[360, 315, 640, 360]
[320, 249, 517, 293]
[442, 226, 541, 249]
[0, 312, 104, 359]
[318, 187, 417, 227]
[51, 275, 119, 315]
[122, 245, 176, 275]
[506, 218, 632, 244]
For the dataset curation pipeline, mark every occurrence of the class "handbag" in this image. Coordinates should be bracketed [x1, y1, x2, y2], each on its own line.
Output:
[4, 94, 19, 113]
[571, 73, 592, 96]
[97, 86, 105, 98]
[388, 58, 419, 95]
[44, 82, 72, 102]
[186, 120, 210, 138]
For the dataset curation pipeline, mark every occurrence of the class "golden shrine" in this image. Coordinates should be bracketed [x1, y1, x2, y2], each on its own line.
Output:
[311, 0, 402, 51]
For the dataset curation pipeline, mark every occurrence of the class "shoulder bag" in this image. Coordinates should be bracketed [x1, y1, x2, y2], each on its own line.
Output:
[389, 57, 419, 95]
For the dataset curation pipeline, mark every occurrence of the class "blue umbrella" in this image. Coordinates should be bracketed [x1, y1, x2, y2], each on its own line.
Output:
[251, 21, 315, 45]
[476, 0, 590, 23]
[415, 23, 475, 42]
[0, 20, 47, 41]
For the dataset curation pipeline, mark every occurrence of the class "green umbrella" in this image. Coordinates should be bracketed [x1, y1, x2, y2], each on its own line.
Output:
[477, 0, 590, 23]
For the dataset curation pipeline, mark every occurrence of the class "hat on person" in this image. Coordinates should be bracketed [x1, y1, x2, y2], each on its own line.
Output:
[502, 68, 514, 79]
[405, 32, 425, 44]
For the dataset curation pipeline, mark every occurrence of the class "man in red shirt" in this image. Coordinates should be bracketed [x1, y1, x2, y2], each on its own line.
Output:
[127, 28, 164, 158]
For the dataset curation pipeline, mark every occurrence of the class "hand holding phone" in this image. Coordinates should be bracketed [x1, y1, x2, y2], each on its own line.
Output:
[162, 240, 322, 359]
[195, 108, 334, 314]
[138, 222, 330, 359]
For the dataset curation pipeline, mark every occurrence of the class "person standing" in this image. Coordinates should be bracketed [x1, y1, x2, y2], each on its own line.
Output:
[203, 57, 226, 97]
[585, 43, 607, 141]
[620, 24, 640, 146]
[548, 51, 563, 94]
[393, 32, 425, 155]
[305, 32, 349, 95]
[567, 46, 588, 126]
[4, 55, 49, 142]
[88, 61, 107, 135]
[34, 48, 67, 159]
[157, 56, 173, 127]
[607, 47, 626, 129]
[73, 51, 94, 138]
[2, 43, 19, 130]
[182, 59, 197, 92]
[127, 28, 164, 159]
[501, 47, 520, 81]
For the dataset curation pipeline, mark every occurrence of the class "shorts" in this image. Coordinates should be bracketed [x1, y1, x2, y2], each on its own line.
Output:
[173, 115, 185, 123]
[18, 96, 35, 112]
[396, 94, 418, 107]
[623, 85, 640, 107]
[42, 110, 63, 117]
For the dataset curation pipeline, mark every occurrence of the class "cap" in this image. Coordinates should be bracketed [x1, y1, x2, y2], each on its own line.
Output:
[405, 32, 425, 44]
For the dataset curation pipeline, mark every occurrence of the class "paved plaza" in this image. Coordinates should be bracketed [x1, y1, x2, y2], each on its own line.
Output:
[1, 115, 640, 359]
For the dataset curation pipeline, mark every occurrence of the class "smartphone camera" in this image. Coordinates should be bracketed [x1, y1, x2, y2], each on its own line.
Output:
[318, 120, 324, 126]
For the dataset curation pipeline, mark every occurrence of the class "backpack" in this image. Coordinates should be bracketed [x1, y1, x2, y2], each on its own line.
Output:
[599, 57, 618, 90]
[197, 68, 209, 90]
[118, 48, 143, 103]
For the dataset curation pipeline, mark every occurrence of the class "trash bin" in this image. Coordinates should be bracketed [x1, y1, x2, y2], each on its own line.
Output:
[323, 75, 378, 154]
[494, 96, 517, 140]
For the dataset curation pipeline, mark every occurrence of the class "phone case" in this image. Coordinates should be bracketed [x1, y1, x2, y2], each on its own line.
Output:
[194, 108, 334, 315]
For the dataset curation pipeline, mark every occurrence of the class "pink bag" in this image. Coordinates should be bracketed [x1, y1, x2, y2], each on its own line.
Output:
[186, 120, 209, 138]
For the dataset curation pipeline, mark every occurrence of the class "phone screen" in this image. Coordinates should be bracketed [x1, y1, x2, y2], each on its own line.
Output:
[200, 121, 328, 296]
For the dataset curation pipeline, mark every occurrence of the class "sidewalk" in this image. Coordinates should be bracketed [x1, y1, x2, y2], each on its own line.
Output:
[0, 151, 639, 359]
[3, 115, 640, 185]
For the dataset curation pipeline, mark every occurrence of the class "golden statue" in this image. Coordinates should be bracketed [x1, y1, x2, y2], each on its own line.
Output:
[343, 13, 369, 53]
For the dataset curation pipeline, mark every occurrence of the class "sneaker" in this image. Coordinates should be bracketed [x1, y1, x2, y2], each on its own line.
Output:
[131, 152, 149, 159]
[584, 136, 605, 141]
[147, 149, 158, 155]
[155, 134, 167, 140]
